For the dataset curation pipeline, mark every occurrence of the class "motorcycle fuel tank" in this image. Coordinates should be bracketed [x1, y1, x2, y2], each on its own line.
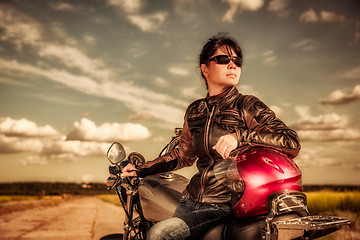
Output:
[138, 172, 189, 222]
[233, 148, 302, 219]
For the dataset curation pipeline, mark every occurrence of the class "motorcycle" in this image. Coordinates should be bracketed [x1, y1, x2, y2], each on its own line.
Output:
[101, 128, 351, 240]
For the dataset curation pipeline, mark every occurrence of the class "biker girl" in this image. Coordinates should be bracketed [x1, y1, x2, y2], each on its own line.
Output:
[121, 33, 301, 240]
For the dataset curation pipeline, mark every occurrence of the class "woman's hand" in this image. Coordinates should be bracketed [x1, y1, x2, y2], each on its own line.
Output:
[212, 133, 238, 159]
[121, 163, 138, 177]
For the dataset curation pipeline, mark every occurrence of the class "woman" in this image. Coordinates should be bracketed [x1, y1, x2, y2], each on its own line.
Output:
[121, 33, 301, 240]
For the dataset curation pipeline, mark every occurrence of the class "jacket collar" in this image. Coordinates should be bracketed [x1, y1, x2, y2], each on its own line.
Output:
[207, 86, 240, 107]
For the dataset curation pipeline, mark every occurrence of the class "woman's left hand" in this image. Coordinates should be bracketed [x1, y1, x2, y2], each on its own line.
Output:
[212, 133, 238, 159]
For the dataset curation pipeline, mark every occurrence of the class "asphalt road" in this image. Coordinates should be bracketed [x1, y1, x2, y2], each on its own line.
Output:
[0, 197, 124, 240]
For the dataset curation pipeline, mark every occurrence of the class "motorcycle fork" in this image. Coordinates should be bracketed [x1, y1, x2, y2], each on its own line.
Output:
[123, 190, 134, 240]
[115, 186, 137, 240]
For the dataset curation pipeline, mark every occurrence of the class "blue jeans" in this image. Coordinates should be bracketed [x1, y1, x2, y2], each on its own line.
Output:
[147, 196, 231, 240]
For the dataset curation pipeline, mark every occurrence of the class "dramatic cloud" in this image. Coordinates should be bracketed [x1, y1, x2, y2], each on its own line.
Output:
[295, 146, 342, 169]
[107, 0, 142, 14]
[320, 85, 360, 105]
[0, 134, 44, 154]
[168, 67, 190, 76]
[291, 113, 348, 131]
[0, 117, 59, 138]
[344, 66, 360, 79]
[290, 39, 316, 51]
[262, 50, 277, 65]
[297, 128, 360, 142]
[107, 0, 167, 32]
[292, 112, 360, 142]
[180, 86, 203, 99]
[0, 5, 186, 126]
[269, 105, 285, 118]
[222, 0, 264, 22]
[0, 4, 42, 50]
[0, 59, 186, 125]
[48, 2, 80, 12]
[20, 140, 110, 165]
[0, 117, 151, 165]
[127, 12, 167, 32]
[153, 76, 169, 88]
[321, 11, 346, 22]
[299, 8, 318, 22]
[66, 118, 151, 142]
[39, 44, 111, 79]
[267, 0, 290, 17]
[300, 9, 346, 23]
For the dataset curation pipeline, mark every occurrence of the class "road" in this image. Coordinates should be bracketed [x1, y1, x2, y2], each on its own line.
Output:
[0, 196, 357, 240]
[0, 197, 124, 240]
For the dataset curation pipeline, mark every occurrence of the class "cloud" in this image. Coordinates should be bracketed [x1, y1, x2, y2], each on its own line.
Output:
[0, 117, 139, 165]
[0, 117, 59, 138]
[107, 0, 142, 14]
[290, 39, 316, 51]
[107, 0, 167, 32]
[320, 85, 360, 105]
[153, 76, 169, 88]
[19, 139, 111, 165]
[169, 67, 190, 76]
[295, 146, 342, 169]
[66, 118, 151, 142]
[291, 112, 360, 142]
[0, 59, 186, 125]
[127, 113, 154, 121]
[349, 21, 360, 46]
[320, 11, 346, 22]
[83, 35, 97, 45]
[262, 50, 278, 65]
[127, 12, 167, 32]
[294, 105, 311, 118]
[0, 4, 42, 51]
[0, 4, 109, 80]
[291, 113, 348, 131]
[344, 66, 360, 79]
[269, 105, 285, 118]
[180, 86, 202, 99]
[299, 8, 318, 22]
[300, 8, 346, 23]
[0, 134, 44, 154]
[41, 139, 109, 157]
[39, 44, 111, 80]
[222, 0, 264, 22]
[267, 0, 290, 17]
[297, 128, 360, 142]
[0, 5, 185, 126]
[48, 2, 80, 12]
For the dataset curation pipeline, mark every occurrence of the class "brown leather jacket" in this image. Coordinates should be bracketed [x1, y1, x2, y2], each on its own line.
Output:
[138, 87, 300, 205]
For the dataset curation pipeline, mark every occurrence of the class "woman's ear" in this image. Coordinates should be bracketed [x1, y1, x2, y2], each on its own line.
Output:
[201, 64, 208, 79]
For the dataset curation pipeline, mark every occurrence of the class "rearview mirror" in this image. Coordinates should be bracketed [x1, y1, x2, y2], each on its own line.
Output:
[107, 142, 126, 165]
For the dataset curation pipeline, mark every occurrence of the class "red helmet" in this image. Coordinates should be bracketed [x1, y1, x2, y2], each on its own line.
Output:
[230, 148, 302, 218]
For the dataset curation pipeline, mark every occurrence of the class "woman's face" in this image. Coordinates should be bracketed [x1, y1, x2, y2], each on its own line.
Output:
[201, 46, 241, 96]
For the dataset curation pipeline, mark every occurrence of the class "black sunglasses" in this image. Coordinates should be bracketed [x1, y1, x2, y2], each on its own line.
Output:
[208, 55, 242, 67]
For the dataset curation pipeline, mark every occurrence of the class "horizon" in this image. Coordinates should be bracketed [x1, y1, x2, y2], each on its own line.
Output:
[0, 0, 359, 185]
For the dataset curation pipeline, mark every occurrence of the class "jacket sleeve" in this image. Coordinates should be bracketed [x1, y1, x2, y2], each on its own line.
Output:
[137, 117, 197, 178]
[235, 95, 301, 159]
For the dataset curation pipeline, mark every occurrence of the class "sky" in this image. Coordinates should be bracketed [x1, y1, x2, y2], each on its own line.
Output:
[0, 0, 359, 185]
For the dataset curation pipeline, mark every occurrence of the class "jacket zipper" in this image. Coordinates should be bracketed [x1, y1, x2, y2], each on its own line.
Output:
[197, 106, 216, 202]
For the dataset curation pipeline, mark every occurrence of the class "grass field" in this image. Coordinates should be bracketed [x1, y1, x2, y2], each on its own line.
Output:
[97, 194, 122, 206]
[306, 191, 360, 239]
[0, 195, 64, 216]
